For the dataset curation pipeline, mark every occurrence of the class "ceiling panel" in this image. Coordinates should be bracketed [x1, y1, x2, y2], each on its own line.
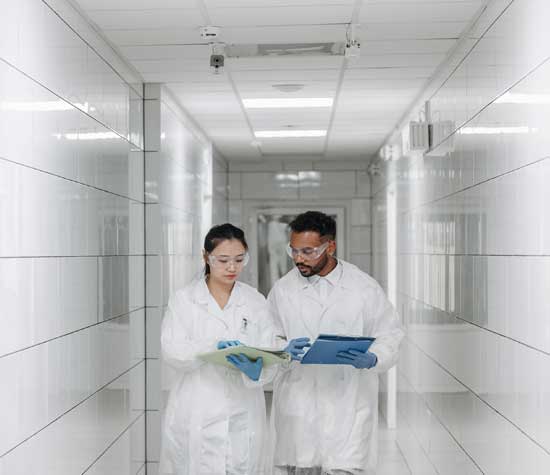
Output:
[77, 0, 198, 9]
[344, 67, 435, 79]
[349, 53, 446, 68]
[209, 6, 353, 26]
[342, 78, 426, 90]
[74, 0, 487, 160]
[360, 2, 482, 23]
[230, 69, 342, 81]
[236, 82, 337, 95]
[359, 39, 457, 55]
[360, 22, 468, 40]
[86, 9, 203, 30]
[206, 0, 354, 6]
[105, 28, 201, 45]
[119, 45, 210, 61]
[131, 59, 206, 73]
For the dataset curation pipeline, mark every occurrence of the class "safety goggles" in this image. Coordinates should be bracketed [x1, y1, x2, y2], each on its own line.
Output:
[207, 252, 250, 268]
[286, 241, 329, 260]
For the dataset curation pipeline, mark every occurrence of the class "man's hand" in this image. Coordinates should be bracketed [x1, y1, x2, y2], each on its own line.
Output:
[284, 337, 311, 361]
[336, 349, 377, 369]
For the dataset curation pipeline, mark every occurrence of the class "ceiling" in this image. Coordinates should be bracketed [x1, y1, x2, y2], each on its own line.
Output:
[74, 0, 486, 161]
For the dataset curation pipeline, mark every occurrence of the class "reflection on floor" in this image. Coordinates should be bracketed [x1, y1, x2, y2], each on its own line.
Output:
[378, 415, 413, 475]
[267, 389, 415, 475]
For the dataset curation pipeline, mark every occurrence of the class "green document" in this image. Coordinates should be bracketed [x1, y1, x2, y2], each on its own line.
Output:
[198, 346, 290, 369]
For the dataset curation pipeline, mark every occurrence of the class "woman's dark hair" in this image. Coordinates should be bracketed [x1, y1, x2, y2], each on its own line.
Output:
[204, 223, 248, 275]
[289, 211, 336, 240]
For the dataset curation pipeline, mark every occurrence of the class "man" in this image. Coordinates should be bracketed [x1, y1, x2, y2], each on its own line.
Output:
[268, 211, 404, 475]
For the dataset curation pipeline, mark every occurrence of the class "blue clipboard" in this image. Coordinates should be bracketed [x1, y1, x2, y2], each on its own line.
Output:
[300, 334, 376, 365]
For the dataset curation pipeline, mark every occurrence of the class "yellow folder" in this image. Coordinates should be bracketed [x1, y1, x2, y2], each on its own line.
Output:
[198, 346, 290, 369]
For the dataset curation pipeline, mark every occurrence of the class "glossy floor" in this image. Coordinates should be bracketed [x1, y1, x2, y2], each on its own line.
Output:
[378, 413, 427, 475]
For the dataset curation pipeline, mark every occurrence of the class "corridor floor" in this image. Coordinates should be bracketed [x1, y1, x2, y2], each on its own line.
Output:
[378, 418, 414, 475]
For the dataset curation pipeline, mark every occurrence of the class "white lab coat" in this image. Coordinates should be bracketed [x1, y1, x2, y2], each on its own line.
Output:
[268, 260, 405, 474]
[160, 278, 277, 475]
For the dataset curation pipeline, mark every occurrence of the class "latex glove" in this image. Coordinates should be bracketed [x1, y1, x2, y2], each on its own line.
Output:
[284, 337, 311, 361]
[336, 349, 378, 369]
[226, 354, 263, 381]
[217, 340, 242, 349]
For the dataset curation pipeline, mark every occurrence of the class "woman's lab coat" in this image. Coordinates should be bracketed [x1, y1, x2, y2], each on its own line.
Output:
[268, 260, 405, 475]
[160, 278, 277, 475]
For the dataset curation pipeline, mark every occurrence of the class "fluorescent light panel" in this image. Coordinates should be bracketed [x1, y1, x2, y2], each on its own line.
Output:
[1, 101, 92, 112]
[495, 92, 550, 104]
[53, 131, 120, 140]
[458, 126, 537, 135]
[243, 98, 333, 108]
[255, 130, 327, 138]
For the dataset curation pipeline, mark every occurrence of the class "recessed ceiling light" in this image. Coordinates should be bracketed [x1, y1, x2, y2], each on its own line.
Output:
[254, 130, 327, 138]
[243, 98, 333, 108]
[458, 126, 536, 135]
[272, 84, 305, 93]
[495, 92, 550, 104]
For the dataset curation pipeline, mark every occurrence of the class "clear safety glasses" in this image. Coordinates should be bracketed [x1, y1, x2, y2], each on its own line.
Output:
[207, 252, 250, 268]
[286, 241, 329, 260]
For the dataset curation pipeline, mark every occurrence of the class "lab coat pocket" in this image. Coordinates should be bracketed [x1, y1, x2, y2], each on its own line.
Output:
[227, 411, 250, 475]
[200, 414, 228, 474]
[237, 314, 259, 342]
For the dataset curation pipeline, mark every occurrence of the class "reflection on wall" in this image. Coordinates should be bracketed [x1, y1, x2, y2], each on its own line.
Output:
[257, 213, 293, 296]
[372, 0, 550, 472]
[144, 84, 219, 474]
[0, 0, 146, 472]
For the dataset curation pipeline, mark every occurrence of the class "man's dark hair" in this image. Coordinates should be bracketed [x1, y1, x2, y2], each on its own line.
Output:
[289, 211, 336, 240]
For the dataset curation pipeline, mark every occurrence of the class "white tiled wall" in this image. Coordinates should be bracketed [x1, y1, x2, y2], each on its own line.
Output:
[0, 0, 145, 473]
[144, 84, 219, 467]
[228, 160, 373, 276]
[373, 0, 550, 471]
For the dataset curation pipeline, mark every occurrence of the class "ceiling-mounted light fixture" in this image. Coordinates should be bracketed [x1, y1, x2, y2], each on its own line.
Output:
[254, 130, 327, 138]
[243, 98, 333, 108]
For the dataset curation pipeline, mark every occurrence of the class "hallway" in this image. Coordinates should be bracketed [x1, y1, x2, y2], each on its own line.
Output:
[2, 0, 550, 474]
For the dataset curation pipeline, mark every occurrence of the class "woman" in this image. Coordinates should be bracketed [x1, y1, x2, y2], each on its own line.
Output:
[160, 223, 277, 475]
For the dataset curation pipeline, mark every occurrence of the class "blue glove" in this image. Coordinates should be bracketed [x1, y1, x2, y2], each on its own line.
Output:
[217, 340, 242, 349]
[284, 337, 311, 361]
[336, 349, 378, 369]
[226, 354, 263, 381]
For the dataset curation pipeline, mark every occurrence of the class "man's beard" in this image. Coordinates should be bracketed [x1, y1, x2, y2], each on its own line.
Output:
[295, 254, 329, 277]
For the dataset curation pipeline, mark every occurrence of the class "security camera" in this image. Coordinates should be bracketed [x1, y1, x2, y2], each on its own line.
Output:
[210, 54, 224, 74]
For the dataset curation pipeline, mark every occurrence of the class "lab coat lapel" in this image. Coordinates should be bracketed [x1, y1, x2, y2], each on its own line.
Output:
[301, 285, 324, 336]
[194, 278, 229, 330]
[318, 263, 354, 326]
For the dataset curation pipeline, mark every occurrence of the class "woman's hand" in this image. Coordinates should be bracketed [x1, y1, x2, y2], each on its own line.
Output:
[226, 354, 263, 381]
[217, 340, 242, 349]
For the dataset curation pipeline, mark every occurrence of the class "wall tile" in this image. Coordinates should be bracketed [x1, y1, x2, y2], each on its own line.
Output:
[0, 311, 144, 456]
[85, 415, 146, 475]
[351, 198, 371, 226]
[0, 363, 145, 474]
[299, 171, 355, 199]
[351, 225, 372, 253]
[0, 257, 97, 356]
[241, 172, 299, 200]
